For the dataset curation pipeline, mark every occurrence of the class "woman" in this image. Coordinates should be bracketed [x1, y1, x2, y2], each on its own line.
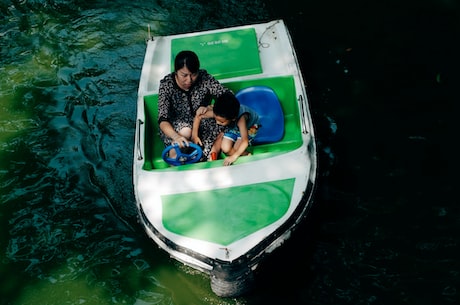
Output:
[158, 50, 230, 160]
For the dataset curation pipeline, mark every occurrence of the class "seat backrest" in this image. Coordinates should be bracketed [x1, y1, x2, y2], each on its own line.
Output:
[235, 86, 284, 144]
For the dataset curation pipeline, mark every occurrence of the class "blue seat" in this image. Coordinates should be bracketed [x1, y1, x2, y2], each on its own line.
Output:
[235, 86, 284, 144]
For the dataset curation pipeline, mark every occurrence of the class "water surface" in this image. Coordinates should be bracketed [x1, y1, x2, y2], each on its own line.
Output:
[1, 0, 458, 304]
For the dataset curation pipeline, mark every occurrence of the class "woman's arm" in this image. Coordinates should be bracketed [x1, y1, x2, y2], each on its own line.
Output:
[158, 76, 189, 146]
[159, 121, 181, 142]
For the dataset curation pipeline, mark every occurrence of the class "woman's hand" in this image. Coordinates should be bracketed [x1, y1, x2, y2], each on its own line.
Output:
[172, 135, 189, 148]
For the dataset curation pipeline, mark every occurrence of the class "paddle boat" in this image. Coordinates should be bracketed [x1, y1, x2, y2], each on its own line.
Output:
[133, 19, 317, 297]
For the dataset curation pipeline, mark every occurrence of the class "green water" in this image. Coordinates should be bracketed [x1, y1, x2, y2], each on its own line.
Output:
[1, 0, 459, 304]
[0, 1, 268, 304]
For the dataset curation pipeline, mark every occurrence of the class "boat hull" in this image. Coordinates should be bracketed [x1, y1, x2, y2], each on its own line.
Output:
[133, 19, 317, 297]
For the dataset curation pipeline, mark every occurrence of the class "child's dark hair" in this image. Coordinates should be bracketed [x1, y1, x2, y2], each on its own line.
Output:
[174, 50, 200, 73]
[213, 92, 240, 120]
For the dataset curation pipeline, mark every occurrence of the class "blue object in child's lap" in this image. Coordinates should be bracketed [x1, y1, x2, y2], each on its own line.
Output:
[235, 86, 284, 144]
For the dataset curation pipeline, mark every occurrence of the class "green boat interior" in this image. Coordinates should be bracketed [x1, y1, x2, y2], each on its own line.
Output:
[142, 75, 303, 170]
[141, 27, 303, 170]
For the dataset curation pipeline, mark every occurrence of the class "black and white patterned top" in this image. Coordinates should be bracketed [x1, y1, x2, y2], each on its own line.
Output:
[157, 70, 230, 159]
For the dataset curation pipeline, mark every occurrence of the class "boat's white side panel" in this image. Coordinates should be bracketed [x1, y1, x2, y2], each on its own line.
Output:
[138, 37, 172, 96]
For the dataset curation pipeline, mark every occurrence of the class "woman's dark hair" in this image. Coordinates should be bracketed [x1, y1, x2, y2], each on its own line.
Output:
[213, 92, 240, 120]
[174, 50, 200, 73]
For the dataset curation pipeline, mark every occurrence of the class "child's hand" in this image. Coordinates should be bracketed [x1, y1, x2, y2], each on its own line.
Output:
[223, 155, 237, 166]
[196, 106, 208, 116]
[208, 151, 218, 161]
[192, 135, 202, 146]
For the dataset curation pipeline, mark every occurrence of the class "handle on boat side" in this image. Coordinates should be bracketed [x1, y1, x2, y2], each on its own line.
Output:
[298, 94, 308, 133]
[136, 119, 144, 160]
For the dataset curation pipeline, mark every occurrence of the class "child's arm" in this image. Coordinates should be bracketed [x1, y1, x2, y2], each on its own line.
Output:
[192, 106, 214, 145]
[223, 115, 249, 166]
[209, 132, 223, 161]
[191, 114, 202, 145]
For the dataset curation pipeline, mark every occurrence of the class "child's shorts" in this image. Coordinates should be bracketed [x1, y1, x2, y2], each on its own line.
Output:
[223, 124, 259, 144]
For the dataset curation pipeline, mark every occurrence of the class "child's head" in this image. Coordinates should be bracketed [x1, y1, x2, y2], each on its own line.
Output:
[213, 92, 240, 126]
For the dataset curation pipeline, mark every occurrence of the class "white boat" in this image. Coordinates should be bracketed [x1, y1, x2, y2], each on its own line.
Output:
[133, 19, 317, 297]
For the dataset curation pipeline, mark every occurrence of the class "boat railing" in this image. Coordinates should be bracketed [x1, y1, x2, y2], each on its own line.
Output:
[136, 118, 144, 160]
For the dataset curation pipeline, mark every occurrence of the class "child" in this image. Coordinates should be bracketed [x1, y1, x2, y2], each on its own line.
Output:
[192, 92, 260, 166]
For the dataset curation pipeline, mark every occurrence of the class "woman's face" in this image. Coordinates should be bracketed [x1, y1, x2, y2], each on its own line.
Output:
[175, 66, 198, 91]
